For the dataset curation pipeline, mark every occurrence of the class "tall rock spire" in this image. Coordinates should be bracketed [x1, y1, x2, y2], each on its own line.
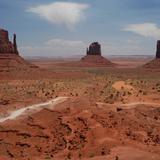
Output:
[156, 40, 160, 59]
[13, 33, 18, 55]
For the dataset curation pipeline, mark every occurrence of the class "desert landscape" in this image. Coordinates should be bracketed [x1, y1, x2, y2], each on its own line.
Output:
[0, 26, 159, 160]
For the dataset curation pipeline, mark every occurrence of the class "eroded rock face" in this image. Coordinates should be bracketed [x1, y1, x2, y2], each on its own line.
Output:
[87, 42, 101, 56]
[0, 28, 18, 54]
[156, 40, 160, 59]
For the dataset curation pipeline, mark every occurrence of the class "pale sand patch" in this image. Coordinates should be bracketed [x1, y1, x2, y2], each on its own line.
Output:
[112, 81, 134, 91]
[96, 101, 160, 111]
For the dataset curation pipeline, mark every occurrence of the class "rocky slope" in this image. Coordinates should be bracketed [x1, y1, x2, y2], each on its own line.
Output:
[0, 98, 159, 160]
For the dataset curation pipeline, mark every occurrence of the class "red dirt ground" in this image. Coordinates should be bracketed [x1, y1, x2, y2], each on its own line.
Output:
[0, 57, 160, 159]
[0, 97, 160, 160]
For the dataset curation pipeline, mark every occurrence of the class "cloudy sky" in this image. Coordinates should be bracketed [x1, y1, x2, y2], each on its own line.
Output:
[1, 0, 160, 57]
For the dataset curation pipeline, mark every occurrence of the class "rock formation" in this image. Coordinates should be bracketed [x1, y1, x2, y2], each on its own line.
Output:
[81, 42, 115, 67]
[143, 40, 160, 69]
[13, 34, 18, 54]
[156, 40, 160, 59]
[0, 28, 39, 75]
[0, 28, 19, 54]
[87, 42, 101, 56]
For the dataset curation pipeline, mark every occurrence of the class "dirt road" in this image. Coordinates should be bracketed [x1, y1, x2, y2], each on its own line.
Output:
[0, 97, 68, 123]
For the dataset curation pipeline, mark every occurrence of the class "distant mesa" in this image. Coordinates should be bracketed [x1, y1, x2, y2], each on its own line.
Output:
[144, 40, 160, 69]
[81, 42, 115, 67]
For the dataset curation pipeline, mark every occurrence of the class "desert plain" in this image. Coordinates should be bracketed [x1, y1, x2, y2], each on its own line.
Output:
[0, 55, 160, 160]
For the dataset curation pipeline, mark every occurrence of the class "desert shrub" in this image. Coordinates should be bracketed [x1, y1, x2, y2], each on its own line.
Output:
[143, 91, 147, 95]
[89, 153, 95, 158]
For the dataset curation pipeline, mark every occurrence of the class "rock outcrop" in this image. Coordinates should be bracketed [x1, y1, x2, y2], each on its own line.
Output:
[0, 29, 18, 54]
[81, 42, 115, 67]
[156, 40, 160, 59]
[0, 28, 40, 77]
[143, 40, 160, 69]
[87, 42, 101, 56]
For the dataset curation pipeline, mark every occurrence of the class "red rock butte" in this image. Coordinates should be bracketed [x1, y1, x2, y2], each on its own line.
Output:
[81, 42, 115, 66]
[0, 28, 18, 54]
[0, 28, 38, 73]
[144, 40, 160, 69]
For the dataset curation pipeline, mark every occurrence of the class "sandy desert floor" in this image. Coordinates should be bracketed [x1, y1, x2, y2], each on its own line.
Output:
[0, 58, 160, 160]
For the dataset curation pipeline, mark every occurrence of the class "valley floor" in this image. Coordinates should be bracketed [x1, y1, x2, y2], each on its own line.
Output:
[0, 58, 160, 159]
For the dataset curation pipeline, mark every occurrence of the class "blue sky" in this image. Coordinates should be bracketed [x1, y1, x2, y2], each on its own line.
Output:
[1, 0, 160, 57]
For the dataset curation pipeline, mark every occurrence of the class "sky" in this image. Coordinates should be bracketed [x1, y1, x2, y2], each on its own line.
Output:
[1, 0, 160, 57]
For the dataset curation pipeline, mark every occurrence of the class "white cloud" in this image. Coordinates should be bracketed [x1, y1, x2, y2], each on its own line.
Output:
[46, 39, 84, 47]
[19, 39, 86, 57]
[124, 23, 160, 39]
[27, 2, 89, 30]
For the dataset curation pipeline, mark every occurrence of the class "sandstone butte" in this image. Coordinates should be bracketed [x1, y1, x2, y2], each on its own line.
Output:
[144, 40, 160, 69]
[0, 28, 38, 69]
[0, 28, 18, 55]
[0, 28, 42, 79]
[81, 42, 115, 66]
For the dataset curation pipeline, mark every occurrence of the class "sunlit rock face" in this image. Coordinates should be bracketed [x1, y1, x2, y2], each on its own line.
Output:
[0, 28, 18, 54]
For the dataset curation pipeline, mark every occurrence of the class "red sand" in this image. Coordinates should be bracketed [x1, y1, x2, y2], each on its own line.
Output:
[0, 97, 160, 160]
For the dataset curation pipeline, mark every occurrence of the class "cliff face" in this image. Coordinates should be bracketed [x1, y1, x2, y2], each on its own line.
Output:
[156, 40, 160, 59]
[87, 42, 101, 56]
[0, 29, 18, 54]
